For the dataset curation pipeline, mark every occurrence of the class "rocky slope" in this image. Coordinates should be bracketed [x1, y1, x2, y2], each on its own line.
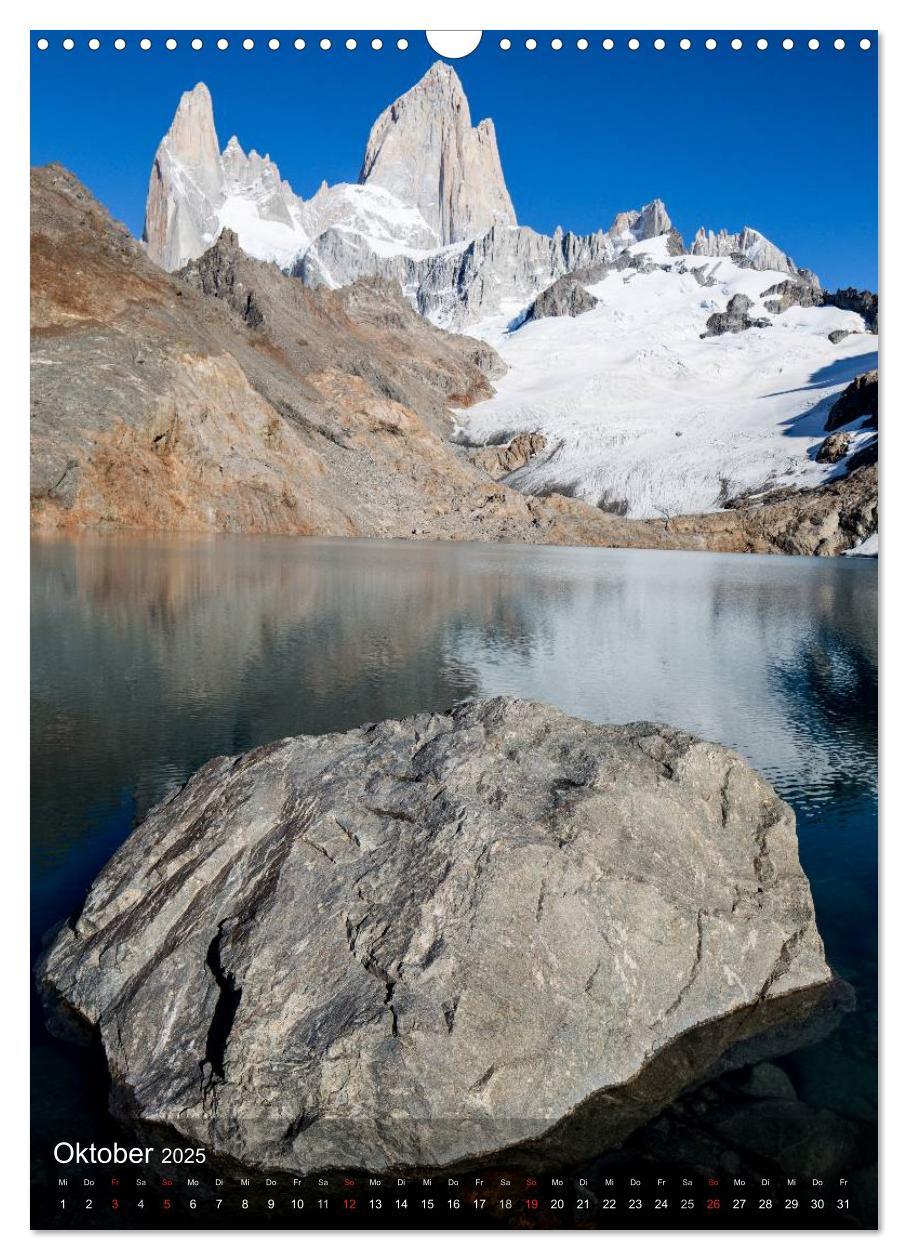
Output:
[32, 164, 876, 554]
[31, 164, 504, 535]
[177, 228, 503, 438]
[524, 465, 878, 557]
[39, 697, 835, 1174]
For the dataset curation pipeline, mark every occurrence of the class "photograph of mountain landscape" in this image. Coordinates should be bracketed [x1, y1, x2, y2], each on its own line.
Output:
[30, 31, 878, 1231]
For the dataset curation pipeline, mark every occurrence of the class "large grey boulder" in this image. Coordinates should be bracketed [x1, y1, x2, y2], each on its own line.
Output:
[39, 698, 834, 1175]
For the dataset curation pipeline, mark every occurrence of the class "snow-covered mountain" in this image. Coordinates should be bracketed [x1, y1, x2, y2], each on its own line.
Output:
[146, 83, 308, 271]
[144, 64, 811, 320]
[144, 81, 444, 272]
[143, 63, 877, 524]
[144, 63, 516, 274]
[458, 238, 876, 518]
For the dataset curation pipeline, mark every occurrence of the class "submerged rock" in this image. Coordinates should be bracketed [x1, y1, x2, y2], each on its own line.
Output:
[39, 697, 834, 1175]
[738, 1062, 798, 1101]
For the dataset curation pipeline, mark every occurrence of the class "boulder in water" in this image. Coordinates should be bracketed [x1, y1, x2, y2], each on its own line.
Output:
[39, 697, 835, 1175]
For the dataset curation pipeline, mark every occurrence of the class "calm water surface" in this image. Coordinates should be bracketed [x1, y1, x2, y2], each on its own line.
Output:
[31, 537, 878, 1138]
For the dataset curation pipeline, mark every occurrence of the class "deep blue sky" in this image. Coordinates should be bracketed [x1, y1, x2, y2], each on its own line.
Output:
[31, 30, 878, 290]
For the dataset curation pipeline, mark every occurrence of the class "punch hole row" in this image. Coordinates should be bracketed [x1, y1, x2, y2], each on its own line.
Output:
[506, 36, 872, 51]
[35, 36, 411, 51]
[34, 34, 874, 53]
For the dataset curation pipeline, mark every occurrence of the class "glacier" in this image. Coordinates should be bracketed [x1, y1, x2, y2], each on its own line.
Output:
[456, 242, 876, 518]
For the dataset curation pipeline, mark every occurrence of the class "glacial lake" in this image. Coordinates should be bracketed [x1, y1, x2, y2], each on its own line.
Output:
[31, 537, 877, 1157]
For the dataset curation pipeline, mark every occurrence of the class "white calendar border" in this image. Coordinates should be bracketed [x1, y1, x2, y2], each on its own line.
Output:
[3, 1, 902, 1255]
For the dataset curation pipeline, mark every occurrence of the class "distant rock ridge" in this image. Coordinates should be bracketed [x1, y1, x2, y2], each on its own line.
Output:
[295, 220, 626, 329]
[691, 225, 818, 286]
[607, 198, 673, 245]
[295, 198, 682, 327]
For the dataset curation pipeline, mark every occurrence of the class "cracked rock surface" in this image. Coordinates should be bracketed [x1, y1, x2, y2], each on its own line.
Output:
[38, 697, 832, 1174]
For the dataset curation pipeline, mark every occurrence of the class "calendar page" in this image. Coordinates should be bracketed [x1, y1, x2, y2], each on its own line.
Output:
[30, 27, 878, 1231]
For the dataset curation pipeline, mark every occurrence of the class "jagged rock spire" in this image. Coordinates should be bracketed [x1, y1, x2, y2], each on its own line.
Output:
[144, 83, 225, 271]
[690, 225, 802, 278]
[359, 61, 517, 246]
[607, 199, 673, 244]
[143, 83, 314, 272]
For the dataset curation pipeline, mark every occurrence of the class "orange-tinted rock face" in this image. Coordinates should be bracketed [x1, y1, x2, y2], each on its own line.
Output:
[30, 164, 500, 538]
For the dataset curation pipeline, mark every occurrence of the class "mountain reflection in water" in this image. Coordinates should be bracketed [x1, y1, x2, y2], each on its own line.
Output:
[31, 536, 877, 1186]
